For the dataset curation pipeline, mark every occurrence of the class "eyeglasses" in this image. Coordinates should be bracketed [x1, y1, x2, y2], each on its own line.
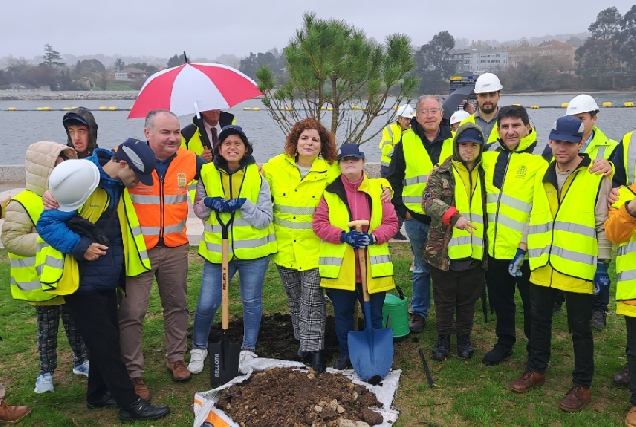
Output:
[419, 109, 440, 116]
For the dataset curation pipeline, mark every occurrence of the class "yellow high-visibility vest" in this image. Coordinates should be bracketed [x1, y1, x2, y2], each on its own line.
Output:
[447, 165, 484, 261]
[527, 166, 603, 291]
[263, 154, 340, 271]
[482, 138, 548, 259]
[401, 129, 453, 214]
[198, 163, 276, 263]
[317, 176, 394, 294]
[378, 123, 403, 167]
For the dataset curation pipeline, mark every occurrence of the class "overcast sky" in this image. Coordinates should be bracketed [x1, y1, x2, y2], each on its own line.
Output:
[3, 1, 635, 60]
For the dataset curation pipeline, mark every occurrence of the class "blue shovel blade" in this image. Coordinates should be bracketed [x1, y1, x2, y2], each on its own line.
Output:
[347, 302, 394, 382]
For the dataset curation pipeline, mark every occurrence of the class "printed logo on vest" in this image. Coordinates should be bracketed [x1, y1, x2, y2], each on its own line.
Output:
[516, 165, 527, 179]
[177, 173, 187, 188]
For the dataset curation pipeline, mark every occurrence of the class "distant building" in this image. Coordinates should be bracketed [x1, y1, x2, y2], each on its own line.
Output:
[506, 40, 577, 68]
[451, 49, 508, 74]
[115, 68, 149, 81]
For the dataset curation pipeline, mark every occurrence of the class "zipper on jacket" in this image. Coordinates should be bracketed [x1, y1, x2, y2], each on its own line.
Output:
[159, 175, 164, 243]
[492, 152, 512, 257]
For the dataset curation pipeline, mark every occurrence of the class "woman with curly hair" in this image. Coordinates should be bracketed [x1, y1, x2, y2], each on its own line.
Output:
[262, 118, 339, 372]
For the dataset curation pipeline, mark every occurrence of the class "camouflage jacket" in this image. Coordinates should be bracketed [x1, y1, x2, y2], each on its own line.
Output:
[421, 122, 488, 271]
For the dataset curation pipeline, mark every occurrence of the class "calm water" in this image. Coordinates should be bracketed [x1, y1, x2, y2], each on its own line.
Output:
[1, 94, 635, 165]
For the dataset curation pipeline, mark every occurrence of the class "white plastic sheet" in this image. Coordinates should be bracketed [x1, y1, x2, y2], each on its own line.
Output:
[192, 357, 401, 427]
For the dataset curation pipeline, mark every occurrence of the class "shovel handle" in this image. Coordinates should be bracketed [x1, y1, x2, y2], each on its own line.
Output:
[216, 212, 234, 331]
[351, 224, 370, 304]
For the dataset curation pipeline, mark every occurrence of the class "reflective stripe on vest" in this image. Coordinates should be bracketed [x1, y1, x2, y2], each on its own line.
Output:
[318, 177, 393, 281]
[379, 123, 401, 167]
[38, 188, 152, 292]
[8, 190, 59, 302]
[527, 168, 602, 281]
[612, 187, 636, 300]
[447, 168, 485, 260]
[127, 149, 196, 249]
[198, 163, 276, 262]
[401, 130, 453, 214]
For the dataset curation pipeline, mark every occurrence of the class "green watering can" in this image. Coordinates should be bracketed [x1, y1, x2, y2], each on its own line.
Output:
[382, 285, 410, 342]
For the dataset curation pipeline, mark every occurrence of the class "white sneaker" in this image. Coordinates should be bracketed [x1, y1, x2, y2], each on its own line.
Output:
[187, 349, 208, 374]
[238, 350, 258, 375]
[34, 373, 54, 393]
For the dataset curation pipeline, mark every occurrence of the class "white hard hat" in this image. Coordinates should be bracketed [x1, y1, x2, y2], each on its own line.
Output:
[566, 94, 599, 116]
[474, 73, 503, 94]
[48, 159, 100, 212]
[396, 104, 415, 118]
[450, 110, 471, 125]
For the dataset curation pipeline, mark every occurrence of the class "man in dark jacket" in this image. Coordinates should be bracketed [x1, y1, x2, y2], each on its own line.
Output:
[387, 95, 454, 333]
[37, 139, 170, 423]
[180, 109, 236, 162]
[63, 107, 98, 158]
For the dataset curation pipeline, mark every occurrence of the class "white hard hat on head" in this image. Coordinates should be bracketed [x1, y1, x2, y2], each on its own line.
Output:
[566, 94, 599, 116]
[450, 110, 471, 125]
[474, 73, 503, 94]
[48, 159, 100, 212]
[396, 104, 415, 118]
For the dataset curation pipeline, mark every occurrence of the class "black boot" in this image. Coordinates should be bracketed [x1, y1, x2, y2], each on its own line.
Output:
[457, 334, 475, 360]
[311, 350, 326, 374]
[432, 335, 450, 361]
[119, 398, 170, 423]
[296, 348, 311, 362]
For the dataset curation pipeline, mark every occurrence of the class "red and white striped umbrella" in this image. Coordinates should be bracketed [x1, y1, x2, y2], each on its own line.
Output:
[128, 63, 262, 119]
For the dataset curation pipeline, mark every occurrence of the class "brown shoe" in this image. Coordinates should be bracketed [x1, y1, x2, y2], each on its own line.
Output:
[408, 314, 426, 333]
[131, 377, 151, 401]
[167, 360, 191, 382]
[511, 370, 546, 393]
[626, 406, 636, 426]
[0, 400, 31, 423]
[614, 363, 630, 387]
[559, 385, 591, 412]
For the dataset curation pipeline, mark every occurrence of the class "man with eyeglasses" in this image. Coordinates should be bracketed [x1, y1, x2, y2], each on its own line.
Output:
[387, 95, 454, 333]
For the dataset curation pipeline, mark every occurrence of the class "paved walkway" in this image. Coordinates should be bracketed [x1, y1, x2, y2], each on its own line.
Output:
[0, 186, 409, 248]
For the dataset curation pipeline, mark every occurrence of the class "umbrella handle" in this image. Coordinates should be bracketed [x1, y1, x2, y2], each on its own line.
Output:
[352, 224, 370, 304]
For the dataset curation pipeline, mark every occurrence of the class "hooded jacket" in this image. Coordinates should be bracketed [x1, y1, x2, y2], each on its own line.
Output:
[65, 107, 98, 158]
[2, 141, 77, 256]
[421, 123, 488, 271]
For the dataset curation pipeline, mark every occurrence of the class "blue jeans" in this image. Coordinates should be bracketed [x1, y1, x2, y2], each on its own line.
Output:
[327, 287, 385, 356]
[192, 256, 270, 351]
[404, 218, 431, 318]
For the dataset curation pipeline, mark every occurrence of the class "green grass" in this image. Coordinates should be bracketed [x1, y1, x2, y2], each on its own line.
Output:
[0, 246, 630, 426]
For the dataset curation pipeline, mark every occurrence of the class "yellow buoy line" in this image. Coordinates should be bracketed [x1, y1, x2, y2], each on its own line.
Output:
[4, 102, 636, 112]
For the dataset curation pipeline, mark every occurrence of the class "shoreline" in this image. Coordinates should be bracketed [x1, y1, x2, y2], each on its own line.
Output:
[1, 89, 635, 101]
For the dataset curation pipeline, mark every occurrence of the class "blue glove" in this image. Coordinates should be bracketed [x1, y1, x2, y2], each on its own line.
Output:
[204, 197, 226, 212]
[356, 232, 375, 248]
[593, 263, 610, 295]
[508, 248, 527, 277]
[340, 230, 366, 248]
[223, 198, 246, 213]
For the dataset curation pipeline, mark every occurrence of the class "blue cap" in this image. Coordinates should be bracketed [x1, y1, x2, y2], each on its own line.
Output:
[456, 128, 484, 145]
[219, 125, 248, 144]
[338, 143, 365, 160]
[549, 116, 584, 143]
[62, 112, 88, 127]
[117, 138, 156, 186]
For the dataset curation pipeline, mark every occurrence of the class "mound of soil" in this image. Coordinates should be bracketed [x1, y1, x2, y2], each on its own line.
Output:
[206, 313, 364, 364]
[216, 367, 384, 427]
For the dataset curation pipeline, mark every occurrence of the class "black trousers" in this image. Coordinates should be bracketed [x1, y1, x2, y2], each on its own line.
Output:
[431, 265, 484, 335]
[486, 256, 531, 350]
[626, 316, 636, 405]
[527, 284, 594, 388]
[64, 290, 138, 407]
